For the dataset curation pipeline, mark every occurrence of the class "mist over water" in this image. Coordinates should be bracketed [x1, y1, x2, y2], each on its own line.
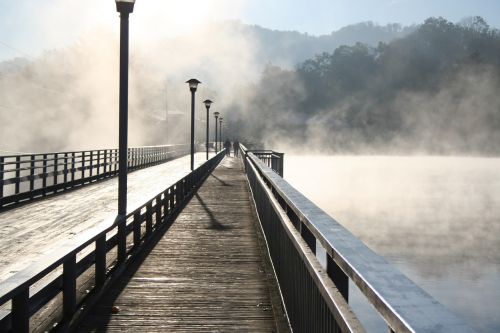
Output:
[285, 155, 500, 333]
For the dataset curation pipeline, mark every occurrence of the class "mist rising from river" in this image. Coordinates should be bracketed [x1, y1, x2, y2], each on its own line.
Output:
[285, 155, 500, 333]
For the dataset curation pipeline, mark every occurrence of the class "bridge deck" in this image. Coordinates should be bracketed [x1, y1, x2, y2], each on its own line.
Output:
[0, 153, 208, 282]
[76, 156, 285, 332]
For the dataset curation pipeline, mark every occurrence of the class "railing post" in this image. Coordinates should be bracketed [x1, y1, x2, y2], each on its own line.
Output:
[89, 151, 94, 179]
[69, 153, 75, 188]
[117, 215, 127, 264]
[97, 150, 101, 178]
[146, 203, 153, 236]
[53, 153, 58, 190]
[300, 222, 316, 254]
[81, 151, 85, 182]
[15, 155, 20, 197]
[64, 153, 68, 188]
[169, 187, 175, 214]
[163, 190, 168, 218]
[103, 150, 108, 176]
[63, 254, 77, 325]
[133, 211, 141, 247]
[327, 255, 348, 302]
[12, 288, 30, 333]
[0, 156, 4, 205]
[95, 235, 106, 287]
[29, 155, 35, 199]
[155, 195, 162, 225]
[43, 154, 48, 194]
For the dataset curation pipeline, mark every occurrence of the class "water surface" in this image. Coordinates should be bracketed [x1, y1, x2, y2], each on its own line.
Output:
[285, 155, 500, 333]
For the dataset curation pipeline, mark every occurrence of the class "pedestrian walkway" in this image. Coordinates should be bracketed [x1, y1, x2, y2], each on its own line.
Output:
[76, 156, 286, 332]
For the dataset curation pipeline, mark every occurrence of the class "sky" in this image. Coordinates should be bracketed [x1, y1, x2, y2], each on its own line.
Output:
[0, 0, 500, 61]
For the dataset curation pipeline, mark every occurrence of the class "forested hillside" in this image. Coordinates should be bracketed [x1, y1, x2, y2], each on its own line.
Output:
[232, 17, 500, 154]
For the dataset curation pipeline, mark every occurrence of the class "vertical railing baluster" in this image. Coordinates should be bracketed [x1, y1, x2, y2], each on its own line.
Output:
[95, 235, 106, 287]
[62, 254, 77, 326]
[29, 155, 35, 199]
[12, 288, 30, 333]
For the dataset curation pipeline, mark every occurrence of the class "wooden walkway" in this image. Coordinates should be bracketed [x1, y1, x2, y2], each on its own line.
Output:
[0, 153, 207, 282]
[76, 156, 287, 332]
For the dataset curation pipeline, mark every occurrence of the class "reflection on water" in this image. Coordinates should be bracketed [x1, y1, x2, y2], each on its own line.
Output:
[285, 156, 500, 333]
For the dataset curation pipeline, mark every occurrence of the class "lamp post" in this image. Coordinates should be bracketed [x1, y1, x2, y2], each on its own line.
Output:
[219, 117, 223, 152]
[115, 0, 135, 264]
[203, 100, 213, 160]
[214, 111, 220, 153]
[186, 78, 201, 170]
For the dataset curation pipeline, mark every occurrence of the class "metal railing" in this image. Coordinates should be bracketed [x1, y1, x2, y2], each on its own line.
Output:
[0, 144, 190, 210]
[245, 150, 284, 177]
[0, 150, 225, 332]
[240, 144, 474, 333]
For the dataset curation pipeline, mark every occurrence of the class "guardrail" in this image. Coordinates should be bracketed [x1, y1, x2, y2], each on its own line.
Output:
[246, 150, 284, 176]
[0, 144, 190, 210]
[240, 144, 474, 333]
[0, 150, 225, 332]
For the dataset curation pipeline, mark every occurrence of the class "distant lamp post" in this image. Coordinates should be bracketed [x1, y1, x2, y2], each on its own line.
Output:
[203, 100, 213, 160]
[115, 0, 135, 263]
[219, 117, 223, 152]
[213, 111, 220, 153]
[186, 78, 201, 170]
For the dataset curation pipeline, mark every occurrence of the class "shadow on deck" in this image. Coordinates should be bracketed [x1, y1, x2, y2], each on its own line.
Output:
[76, 157, 289, 332]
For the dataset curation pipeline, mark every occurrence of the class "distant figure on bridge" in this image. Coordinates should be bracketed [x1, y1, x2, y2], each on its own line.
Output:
[224, 139, 231, 156]
[233, 140, 240, 157]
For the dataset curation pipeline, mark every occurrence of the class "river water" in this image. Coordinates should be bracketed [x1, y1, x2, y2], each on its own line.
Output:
[285, 155, 500, 333]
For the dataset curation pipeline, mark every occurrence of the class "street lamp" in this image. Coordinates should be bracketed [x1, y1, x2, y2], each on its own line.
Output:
[219, 117, 223, 152]
[203, 100, 213, 160]
[213, 111, 220, 153]
[186, 78, 201, 170]
[115, 0, 135, 263]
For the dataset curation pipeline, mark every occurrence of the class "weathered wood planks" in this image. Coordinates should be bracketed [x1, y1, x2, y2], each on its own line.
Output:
[76, 157, 286, 332]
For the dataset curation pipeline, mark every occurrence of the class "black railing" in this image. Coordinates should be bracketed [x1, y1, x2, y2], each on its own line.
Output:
[0, 144, 190, 210]
[240, 144, 474, 333]
[0, 150, 225, 332]
[247, 150, 284, 177]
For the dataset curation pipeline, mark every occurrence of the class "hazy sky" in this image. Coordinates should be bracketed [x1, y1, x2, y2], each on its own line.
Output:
[1, 0, 499, 61]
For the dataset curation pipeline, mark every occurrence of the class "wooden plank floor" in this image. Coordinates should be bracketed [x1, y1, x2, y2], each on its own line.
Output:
[0, 153, 209, 282]
[77, 156, 282, 332]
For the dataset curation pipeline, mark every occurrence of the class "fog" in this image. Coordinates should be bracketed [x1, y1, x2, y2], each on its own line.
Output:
[286, 155, 500, 333]
[0, 0, 259, 153]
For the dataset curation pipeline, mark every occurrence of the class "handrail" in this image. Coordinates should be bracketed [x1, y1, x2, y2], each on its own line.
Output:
[244, 148, 284, 177]
[0, 144, 190, 210]
[0, 150, 225, 332]
[240, 143, 475, 333]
